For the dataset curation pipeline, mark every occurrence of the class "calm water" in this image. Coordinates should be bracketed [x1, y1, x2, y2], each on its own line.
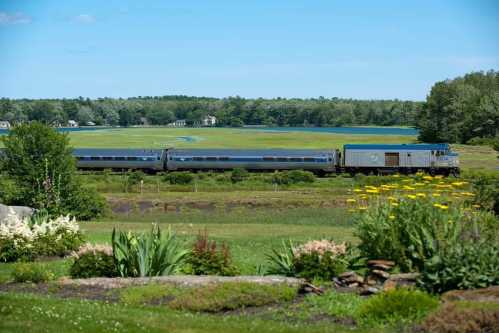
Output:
[244, 126, 418, 135]
[0, 126, 418, 136]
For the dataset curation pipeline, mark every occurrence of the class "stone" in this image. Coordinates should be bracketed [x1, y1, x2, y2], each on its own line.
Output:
[365, 277, 378, 286]
[361, 286, 380, 295]
[343, 273, 364, 284]
[372, 269, 390, 280]
[389, 273, 420, 281]
[339, 271, 356, 279]
[347, 283, 359, 288]
[367, 260, 395, 267]
[0, 203, 35, 223]
[383, 279, 397, 291]
[371, 264, 393, 271]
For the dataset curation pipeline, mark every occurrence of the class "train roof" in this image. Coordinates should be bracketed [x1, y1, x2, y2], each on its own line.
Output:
[169, 149, 334, 157]
[73, 148, 163, 157]
[343, 144, 450, 151]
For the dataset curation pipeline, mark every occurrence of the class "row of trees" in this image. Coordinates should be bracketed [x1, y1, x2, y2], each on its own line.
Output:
[0, 96, 421, 128]
[417, 70, 498, 143]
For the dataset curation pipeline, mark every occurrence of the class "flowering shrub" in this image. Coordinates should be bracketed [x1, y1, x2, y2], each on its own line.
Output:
[70, 243, 117, 278]
[0, 210, 83, 262]
[267, 239, 352, 280]
[11, 262, 55, 283]
[292, 240, 349, 280]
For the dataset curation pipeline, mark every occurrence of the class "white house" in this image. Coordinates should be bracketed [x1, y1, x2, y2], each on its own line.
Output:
[85, 121, 96, 126]
[169, 119, 186, 127]
[0, 121, 11, 129]
[68, 120, 78, 127]
[202, 115, 217, 126]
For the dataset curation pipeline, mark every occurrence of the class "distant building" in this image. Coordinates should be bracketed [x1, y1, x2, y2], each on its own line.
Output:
[169, 119, 186, 127]
[139, 117, 149, 126]
[0, 121, 11, 129]
[68, 120, 78, 127]
[86, 121, 96, 126]
[203, 115, 217, 126]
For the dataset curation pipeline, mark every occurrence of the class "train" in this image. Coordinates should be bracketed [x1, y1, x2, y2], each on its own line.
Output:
[0, 144, 460, 176]
[70, 143, 459, 176]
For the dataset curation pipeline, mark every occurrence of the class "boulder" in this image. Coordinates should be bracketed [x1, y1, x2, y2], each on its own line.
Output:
[0, 203, 35, 223]
[442, 286, 499, 303]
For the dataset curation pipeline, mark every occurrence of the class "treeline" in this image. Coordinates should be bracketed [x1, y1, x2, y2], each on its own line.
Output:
[418, 70, 499, 143]
[0, 96, 421, 128]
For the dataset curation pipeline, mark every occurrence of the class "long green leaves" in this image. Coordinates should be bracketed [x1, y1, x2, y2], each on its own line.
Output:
[266, 239, 295, 276]
[112, 225, 188, 277]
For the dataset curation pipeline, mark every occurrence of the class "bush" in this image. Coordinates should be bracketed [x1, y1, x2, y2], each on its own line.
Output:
[230, 168, 248, 183]
[12, 263, 55, 283]
[266, 239, 355, 280]
[270, 170, 316, 185]
[421, 243, 499, 293]
[1, 122, 105, 220]
[163, 172, 195, 185]
[354, 196, 495, 272]
[357, 288, 439, 326]
[70, 243, 118, 278]
[419, 302, 499, 333]
[462, 170, 499, 215]
[186, 230, 239, 276]
[0, 213, 84, 262]
[292, 240, 348, 280]
[112, 225, 188, 277]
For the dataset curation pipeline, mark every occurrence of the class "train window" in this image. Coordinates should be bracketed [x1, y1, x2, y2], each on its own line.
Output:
[290, 157, 303, 162]
[115, 157, 125, 161]
[206, 157, 217, 161]
[219, 157, 229, 161]
[193, 157, 204, 161]
[90, 156, 101, 161]
[276, 157, 288, 162]
[263, 157, 275, 161]
[126, 157, 138, 161]
[328, 158, 332, 162]
[76, 156, 85, 161]
[102, 157, 113, 161]
[304, 157, 315, 162]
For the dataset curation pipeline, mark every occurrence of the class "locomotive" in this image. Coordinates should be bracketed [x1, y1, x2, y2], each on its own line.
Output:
[69, 143, 459, 176]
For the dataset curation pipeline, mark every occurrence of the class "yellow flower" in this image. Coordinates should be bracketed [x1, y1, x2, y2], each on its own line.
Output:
[423, 175, 433, 180]
[414, 183, 425, 186]
[434, 175, 444, 179]
[348, 209, 356, 213]
[366, 189, 379, 194]
[451, 182, 464, 187]
[407, 194, 417, 199]
[393, 174, 400, 178]
[472, 204, 480, 208]
[402, 179, 412, 183]
[346, 199, 357, 203]
[353, 189, 362, 193]
[360, 194, 368, 199]
[365, 186, 378, 190]
[388, 196, 397, 201]
[439, 205, 449, 210]
[390, 202, 399, 207]
[433, 203, 442, 208]
[416, 193, 426, 197]
[389, 215, 396, 220]
[358, 207, 368, 210]
[432, 193, 441, 197]
[403, 186, 415, 191]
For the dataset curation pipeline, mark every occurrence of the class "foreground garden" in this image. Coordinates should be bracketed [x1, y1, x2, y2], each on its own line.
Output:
[1, 172, 498, 333]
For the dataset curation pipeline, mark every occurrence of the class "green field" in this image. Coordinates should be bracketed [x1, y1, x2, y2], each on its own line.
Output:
[67, 128, 498, 171]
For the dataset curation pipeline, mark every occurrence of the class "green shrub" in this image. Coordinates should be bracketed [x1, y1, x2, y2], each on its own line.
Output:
[421, 243, 499, 293]
[266, 240, 296, 276]
[230, 168, 248, 183]
[0, 175, 18, 204]
[462, 170, 499, 215]
[287, 170, 315, 183]
[11, 263, 55, 283]
[357, 288, 439, 326]
[70, 244, 118, 278]
[112, 225, 188, 277]
[163, 172, 195, 185]
[354, 197, 492, 272]
[186, 230, 239, 276]
[293, 252, 347, 281]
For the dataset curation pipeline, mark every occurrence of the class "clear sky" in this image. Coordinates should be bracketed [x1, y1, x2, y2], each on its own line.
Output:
[0, 0, 498, 101]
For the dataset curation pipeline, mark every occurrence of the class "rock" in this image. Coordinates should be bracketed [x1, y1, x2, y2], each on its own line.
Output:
[367, 260, 395, 267]
[339, 271, 356, 279]
[343, 273, 364, 284]
[361, 286, 380, 295]
[371, 263, 393, 271]
[372, 269, 390, 280]
[389, 273, 420, 281]
[0, 203, 35, 223]
[383, 279, 397, 291]
[442, 286, 499, 304]
[365, 277, 378, 286]
[347, 283, 359, 288]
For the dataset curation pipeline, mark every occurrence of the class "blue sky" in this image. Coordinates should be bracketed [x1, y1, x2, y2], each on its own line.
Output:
[0, 0, 498, 101]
